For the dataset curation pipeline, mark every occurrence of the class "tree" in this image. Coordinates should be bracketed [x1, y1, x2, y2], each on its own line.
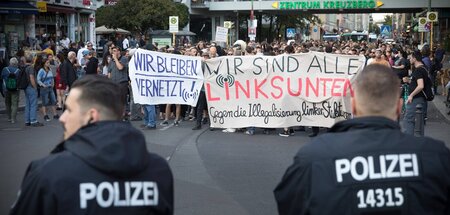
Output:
[383, 15, 392, 26]
[96, 0, 189, 35]
[371, 23, 381, 34]
[263, 13, 320, 42]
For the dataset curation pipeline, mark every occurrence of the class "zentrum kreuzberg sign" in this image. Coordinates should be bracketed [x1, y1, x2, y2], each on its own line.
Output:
[272, 0, 384, 10]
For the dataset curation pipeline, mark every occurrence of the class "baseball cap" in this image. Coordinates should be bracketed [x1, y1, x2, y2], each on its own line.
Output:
[82, 50, 90, 56]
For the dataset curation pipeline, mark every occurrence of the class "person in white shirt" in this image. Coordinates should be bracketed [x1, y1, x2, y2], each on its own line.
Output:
[60, 35, 70, 49]
[122, 36, 129, 50]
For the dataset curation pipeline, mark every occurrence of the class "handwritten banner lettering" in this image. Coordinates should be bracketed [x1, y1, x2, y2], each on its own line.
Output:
[129, 49, 204, 105]
[204, 52, 366, 128]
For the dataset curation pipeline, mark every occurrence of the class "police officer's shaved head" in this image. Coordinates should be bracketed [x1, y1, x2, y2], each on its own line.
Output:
[353, 64, 401, 120]
[71, 75, 124, 120]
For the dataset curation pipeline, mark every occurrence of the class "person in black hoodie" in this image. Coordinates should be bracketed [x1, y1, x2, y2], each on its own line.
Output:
[10, 75, 174, 215]
[274, 64, 450, 215]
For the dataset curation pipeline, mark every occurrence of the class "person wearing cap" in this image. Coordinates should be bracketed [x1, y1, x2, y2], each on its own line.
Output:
[83, 50, 99, 75]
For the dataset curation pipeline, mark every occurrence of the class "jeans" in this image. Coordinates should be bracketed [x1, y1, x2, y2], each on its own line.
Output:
[143, 105, 156, 127]
[5, 90, 19, 121]
[40, 87, 56, 106]
[402, 97, 425, 135]
[24, 86, 38, 123]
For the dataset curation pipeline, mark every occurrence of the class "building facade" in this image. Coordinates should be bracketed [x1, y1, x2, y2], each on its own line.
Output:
[0, 0, 99, 59]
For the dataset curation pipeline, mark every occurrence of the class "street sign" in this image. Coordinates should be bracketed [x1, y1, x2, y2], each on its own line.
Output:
[224, 21, 233, 29]
[380, 25, 391, 35]
[286, 28, 296, 38]
[169, 16, 179, 33]
[418, 17, 429, 32]
[427, 12, 438, 23]
[215, 26, 228, 43]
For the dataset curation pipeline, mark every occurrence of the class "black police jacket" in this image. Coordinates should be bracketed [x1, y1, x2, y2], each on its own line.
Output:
[274, 116, 450, 215]
[10, 121, 173, 215]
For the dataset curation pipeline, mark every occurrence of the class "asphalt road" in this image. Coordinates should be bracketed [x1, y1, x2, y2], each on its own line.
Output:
[0, 99, 449, 215]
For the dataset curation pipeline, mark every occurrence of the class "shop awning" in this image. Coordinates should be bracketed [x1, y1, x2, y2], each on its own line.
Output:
[0, 1, 38, 15]
[46, 5, 76, 14]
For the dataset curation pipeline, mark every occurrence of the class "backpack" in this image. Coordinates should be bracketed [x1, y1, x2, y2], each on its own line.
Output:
[5, 68, 19, 91]
[420, 66, 434, 101]
[17, 66, 29, 89]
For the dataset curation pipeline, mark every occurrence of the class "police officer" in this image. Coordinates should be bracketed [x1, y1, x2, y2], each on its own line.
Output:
[274, 64, 450, 215]
[10, 75, 173, 215]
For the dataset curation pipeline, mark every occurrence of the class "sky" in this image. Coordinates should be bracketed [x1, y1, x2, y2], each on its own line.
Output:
[372, 13, 392, 22]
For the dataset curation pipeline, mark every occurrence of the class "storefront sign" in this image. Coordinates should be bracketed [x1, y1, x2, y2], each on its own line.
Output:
[272, 0, 383, 10]
[37, 1, 47, 12]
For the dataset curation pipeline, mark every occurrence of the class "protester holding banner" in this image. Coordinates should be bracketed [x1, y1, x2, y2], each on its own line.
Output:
[108, 46, 129, 119]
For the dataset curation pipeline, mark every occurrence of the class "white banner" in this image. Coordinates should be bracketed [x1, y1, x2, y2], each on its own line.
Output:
[129, 49, 204, 106]
[204, 52, 366, 128]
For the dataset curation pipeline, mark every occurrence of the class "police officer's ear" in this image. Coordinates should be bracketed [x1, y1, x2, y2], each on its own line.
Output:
[85, 108, 100, 125]
[351, 97, 358, 117]
[395, 98, 403, 120]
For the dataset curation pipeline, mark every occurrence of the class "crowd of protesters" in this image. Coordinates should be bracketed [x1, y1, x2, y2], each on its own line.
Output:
[1, 34, 449, 136]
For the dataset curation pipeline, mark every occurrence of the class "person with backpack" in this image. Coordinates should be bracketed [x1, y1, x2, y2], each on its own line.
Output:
[1, 57, 21, 123]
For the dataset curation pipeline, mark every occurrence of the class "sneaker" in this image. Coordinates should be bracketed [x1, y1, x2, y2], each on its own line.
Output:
[174, 121, 179, 126]
[44, 115, 51, 121]
[11, 119, 16, 124]
[192, 124, 202, 130]
[25, 122, 31, 126]
[245, 130, 255, 135]
[142, 126, 156, 130]
[279, 130, 290, 137]
[289, 128, 295, 135]
[222, 128, 236, 133]
[160, 120, 169, 126]
[31, 122, 44, 127]
[53, 114, 60, 119]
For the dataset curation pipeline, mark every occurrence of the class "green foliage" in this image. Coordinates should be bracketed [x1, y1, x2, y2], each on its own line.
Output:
[263, 13, 320, 40]
[370, 23, 380, 34]
[383, 15, 392, 26]
[96, 0, 189, 34]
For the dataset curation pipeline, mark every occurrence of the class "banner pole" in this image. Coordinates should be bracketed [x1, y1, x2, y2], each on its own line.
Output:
[421, 32, 424, 44]
[173, 33, 176, 47]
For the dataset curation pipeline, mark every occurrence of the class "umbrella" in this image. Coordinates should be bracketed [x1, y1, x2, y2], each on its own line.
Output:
[95, 25, 131, 35]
